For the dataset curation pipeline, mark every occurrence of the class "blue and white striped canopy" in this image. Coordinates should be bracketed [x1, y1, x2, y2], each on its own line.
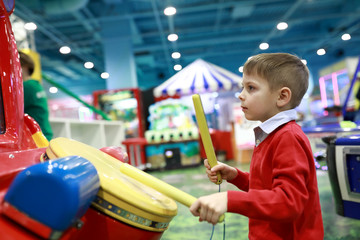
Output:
[154, 59, 242, 98]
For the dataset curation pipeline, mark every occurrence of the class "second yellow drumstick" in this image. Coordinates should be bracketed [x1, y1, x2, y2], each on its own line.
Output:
[119, 163, 225, 222]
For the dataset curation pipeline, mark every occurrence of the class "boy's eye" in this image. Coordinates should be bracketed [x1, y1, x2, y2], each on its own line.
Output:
[248, 85, 254, 91]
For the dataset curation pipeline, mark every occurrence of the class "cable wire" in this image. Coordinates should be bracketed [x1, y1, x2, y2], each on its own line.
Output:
[209, 184, 226, 240]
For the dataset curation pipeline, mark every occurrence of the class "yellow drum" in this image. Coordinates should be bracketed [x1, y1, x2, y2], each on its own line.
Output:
[44, 137, 177, 232]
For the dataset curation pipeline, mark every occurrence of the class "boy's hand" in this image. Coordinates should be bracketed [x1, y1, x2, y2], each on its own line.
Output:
[204, 159, 237, 183]
[189, 192, 227, 225]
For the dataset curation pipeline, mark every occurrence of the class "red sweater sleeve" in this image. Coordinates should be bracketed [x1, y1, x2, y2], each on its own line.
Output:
[227, 126, 313, 221]
[228, 168, 250, 192]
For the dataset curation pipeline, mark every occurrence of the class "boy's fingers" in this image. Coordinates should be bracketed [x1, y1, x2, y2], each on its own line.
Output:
[207, 174, 217, 182]
[210, 164, 223, 172]
[201, 207, 216, 225]
[199, 206, 207, 221]
[204, 159, 211, 169]
[210, 176, 219, 182]
[206, 169, 216, 177]
[211, 213, 220, 225]
[190, 201, 201, 216]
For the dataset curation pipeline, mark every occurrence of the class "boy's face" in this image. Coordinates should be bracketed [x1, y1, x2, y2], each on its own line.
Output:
[238, 74, 280, 122]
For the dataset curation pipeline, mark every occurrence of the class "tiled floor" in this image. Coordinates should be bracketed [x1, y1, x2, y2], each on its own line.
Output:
[149, 161, 360, 240]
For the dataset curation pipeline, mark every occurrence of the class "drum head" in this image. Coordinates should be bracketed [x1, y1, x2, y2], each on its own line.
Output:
[46, 137, 177, 232]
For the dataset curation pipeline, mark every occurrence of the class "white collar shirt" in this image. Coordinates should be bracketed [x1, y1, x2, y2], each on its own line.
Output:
[253, 109, 298, 147]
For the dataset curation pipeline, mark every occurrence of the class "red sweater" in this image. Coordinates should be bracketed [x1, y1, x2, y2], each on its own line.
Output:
[228, 121, 324, 239]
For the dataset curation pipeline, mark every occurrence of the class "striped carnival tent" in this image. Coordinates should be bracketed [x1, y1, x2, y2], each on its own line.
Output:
[153, 59, 242, 99]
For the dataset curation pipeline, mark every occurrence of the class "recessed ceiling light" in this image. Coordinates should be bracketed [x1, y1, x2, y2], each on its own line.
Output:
[49, 87, 58, 94]
[24, 22, 37, 31]
[317, 48, 326, 55]
[277, 22, 288, 30]
[259, 42, 269, 50]
[164, 6, 176, 16]
[238, 66, 244, 72]
[301, 59, 307, 65]
[171, 52, 181, 59]
[174, 64, 182, 71]
[59, 46, 71, 54]
[101, 72, 109, 79]
[167, 33, 178, 42]
[84, 62, 94, 69]
[341, 33, 351, 41]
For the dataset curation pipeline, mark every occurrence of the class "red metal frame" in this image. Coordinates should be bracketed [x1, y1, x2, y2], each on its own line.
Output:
[121, 137, 147, 167]
[154, 94, 181, 102]
[61, 208, 163, 240]
[0, 2, 164, 239]
[0, 2, 36, 151]
[2, 202, 54, 239]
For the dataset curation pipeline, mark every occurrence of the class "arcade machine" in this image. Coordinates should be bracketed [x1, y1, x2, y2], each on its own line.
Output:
[0, 2, 216, 239]
[93, 88, 146, 138]
[144, 99, 201, 170]
[323, 57, 360, 219]
[303, 57, 360, 166]
[324, 134, 360, 220]
[121, 92, 235, 170]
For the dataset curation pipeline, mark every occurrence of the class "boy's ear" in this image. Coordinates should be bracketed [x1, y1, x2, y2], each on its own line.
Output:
[277, 87, 291, 108]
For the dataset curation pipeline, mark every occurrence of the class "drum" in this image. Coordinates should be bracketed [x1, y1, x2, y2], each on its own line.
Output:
[44, 137, 177, 238]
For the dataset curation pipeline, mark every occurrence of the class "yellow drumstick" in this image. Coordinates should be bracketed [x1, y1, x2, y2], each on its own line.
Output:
[192, 94, 222, 185]
[119, 163, 225, 222]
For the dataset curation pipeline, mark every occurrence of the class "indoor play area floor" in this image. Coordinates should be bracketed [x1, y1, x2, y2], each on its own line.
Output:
[149, 161, 360, 240]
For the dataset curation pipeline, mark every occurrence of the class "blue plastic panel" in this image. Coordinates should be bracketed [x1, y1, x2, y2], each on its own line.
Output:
[302, 123, 360, 134]
[4, 156, 100, 231]
[302, 123, 342, 134]
[335, 135, 360, 146]
[343, 200, 360, 220]
[346, 154, 360, 194]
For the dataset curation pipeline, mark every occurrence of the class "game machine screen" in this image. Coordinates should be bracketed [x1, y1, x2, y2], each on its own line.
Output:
[304, 57, 360, 163]
[93, 88, 145, 138]
[144, 98, 201, 170]
[318, 57, 360, 121]
[319, 69, 350, 119]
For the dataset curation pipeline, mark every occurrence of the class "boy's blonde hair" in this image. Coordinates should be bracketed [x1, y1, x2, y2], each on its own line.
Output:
[243, 53, 309, 108]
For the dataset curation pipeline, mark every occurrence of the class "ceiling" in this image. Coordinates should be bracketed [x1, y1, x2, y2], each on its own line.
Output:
[10, 0, 360, 99]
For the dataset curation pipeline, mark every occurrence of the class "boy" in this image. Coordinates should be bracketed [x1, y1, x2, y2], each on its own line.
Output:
[190, 53, 324, 239]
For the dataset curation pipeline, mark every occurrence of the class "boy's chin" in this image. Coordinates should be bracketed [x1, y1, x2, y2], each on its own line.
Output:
[244, 115, 254, 121]
[244, 115, 261, 122]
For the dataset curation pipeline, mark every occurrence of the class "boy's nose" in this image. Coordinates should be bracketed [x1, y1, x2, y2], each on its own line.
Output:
[238, 90, 244, 100]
